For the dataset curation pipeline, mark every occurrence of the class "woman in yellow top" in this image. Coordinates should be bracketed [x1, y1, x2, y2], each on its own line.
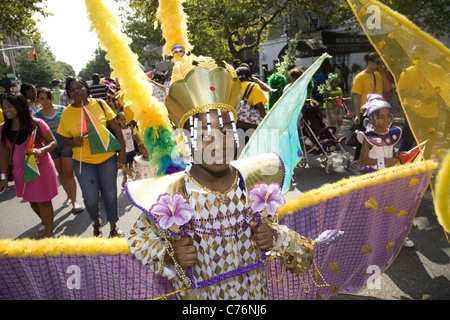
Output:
[57, 78, 126, 238]
[351, 52, 390, 168]
[235, 66, 267, 131]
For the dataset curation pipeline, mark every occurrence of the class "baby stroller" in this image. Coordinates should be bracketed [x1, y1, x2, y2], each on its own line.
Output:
[298, 102, 351, 174]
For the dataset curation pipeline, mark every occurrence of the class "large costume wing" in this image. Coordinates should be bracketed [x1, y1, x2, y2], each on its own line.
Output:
[239, 53, 331, 194]
[346, 0, 449, 236]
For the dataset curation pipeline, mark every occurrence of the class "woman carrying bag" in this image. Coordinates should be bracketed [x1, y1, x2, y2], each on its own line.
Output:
[236, 67, 267, 131]
[57, 77, 126, 238]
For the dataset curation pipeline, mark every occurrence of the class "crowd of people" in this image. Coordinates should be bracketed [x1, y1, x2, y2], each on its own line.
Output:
[0, 52, 417, 244]
[0, 69, 173, 238]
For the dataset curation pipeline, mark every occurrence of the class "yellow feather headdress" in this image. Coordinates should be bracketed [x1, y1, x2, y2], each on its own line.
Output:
[84, 0, 185, 174]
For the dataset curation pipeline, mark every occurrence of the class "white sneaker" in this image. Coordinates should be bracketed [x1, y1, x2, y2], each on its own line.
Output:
[351, 160, 365, 172]
[403, 238, 415, 248]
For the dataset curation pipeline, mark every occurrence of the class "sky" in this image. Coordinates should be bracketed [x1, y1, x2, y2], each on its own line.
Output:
[35, 0, 122, 75]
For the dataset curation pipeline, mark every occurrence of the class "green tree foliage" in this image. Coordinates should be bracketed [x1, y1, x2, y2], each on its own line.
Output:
[0, 64, 15, 93]
[0, 0, 50, 42]
[118, 0, 448, 64]
[276, 31, 302, 76]
[120, 0, 324, 63]
[14, 41, 75, 88]
[382, 0, 449, 38]
[77, 48, 113, 80]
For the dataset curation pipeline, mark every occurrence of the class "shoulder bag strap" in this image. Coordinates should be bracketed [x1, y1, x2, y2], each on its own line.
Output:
[242, 83, 255, 101]
[372, 73, 377, 93]
[8, 126, 21, 177]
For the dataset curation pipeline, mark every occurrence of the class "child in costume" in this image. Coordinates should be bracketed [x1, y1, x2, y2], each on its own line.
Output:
[320, 73, 345, 130]
[127, 56, 287, 300]
[117, 111, 137, 187]
[358, 95, 401, 172]
[120, 143, 157, 181]
[357, 96, 416, 248]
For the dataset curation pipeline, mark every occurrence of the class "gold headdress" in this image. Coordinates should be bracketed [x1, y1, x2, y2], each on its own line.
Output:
[167, 56, 241, 129]
[156, 0, 243, 156]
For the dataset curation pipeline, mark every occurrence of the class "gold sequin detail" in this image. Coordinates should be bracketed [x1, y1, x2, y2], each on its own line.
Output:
[383, 206, 397, 214]
[365, 198, 378, 211]
[360, 245, 372, 254]
[408, 178, 420, 188]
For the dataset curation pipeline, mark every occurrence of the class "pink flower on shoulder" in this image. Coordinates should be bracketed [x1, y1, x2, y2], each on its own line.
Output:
[150, 193, 194, 233]
[249, 183, 285, 217]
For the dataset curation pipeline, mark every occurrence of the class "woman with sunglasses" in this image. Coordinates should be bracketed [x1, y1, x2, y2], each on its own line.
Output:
[350, 52, 390, 171]
[0, 93, 59, 238]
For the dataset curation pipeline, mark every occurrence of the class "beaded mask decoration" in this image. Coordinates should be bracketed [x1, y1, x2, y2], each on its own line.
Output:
[167, 54, 242, 172]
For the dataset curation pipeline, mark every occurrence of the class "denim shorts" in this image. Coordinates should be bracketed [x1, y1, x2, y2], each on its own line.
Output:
[49, 146, 73, 160]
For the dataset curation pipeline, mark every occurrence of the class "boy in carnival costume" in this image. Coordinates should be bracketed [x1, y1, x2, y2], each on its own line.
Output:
[85, 0, 337, 300]
[126, 54, 286, 299]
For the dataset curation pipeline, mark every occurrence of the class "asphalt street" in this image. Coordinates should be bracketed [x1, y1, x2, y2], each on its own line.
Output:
[0, 107, 449, 300]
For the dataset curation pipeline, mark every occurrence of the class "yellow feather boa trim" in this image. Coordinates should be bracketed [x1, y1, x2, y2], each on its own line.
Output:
[84, 0, 171, 135]
[156, 0, 193, 62]
[0, 236, 129, 258]
[278, 160, 437, 219]
[435, 151, 450, 233]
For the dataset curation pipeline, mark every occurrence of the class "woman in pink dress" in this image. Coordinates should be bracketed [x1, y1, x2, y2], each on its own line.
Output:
[0, 93, 59, 238]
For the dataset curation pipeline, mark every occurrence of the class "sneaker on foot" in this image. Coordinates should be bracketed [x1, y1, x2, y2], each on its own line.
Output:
[403, 237, 415, 248]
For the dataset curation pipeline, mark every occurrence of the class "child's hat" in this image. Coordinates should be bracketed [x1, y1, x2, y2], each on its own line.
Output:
[364, 98, 392, 118]
[318, 72, 339, 94]
[361, 94, 391, 117]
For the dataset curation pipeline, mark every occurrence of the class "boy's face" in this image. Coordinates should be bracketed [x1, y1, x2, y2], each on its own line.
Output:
[192, 109, 236, 173]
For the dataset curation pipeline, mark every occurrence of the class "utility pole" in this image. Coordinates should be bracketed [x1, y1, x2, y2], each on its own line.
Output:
[0, 41, 33, 91]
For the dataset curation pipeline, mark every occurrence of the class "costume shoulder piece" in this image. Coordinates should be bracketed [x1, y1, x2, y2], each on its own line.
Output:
[361, 126, 402, 147]
[125, 171, 185, 215]
[232, 152, 285, 194]
[126, 152, 284, 213]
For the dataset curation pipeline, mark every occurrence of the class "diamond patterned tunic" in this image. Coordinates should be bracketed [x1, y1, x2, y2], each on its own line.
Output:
[128, 171, 267, 300]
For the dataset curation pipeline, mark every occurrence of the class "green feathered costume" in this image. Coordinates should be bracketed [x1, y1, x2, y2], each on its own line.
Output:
[267, 73, 287, 110]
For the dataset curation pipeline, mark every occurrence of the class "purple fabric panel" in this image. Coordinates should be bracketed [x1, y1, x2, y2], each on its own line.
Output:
[266, 172, 429, 299]
[0, 255, 175, 300]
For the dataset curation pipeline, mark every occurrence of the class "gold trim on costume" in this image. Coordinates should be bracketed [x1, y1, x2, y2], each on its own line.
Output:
[179, 104, 238, 129]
